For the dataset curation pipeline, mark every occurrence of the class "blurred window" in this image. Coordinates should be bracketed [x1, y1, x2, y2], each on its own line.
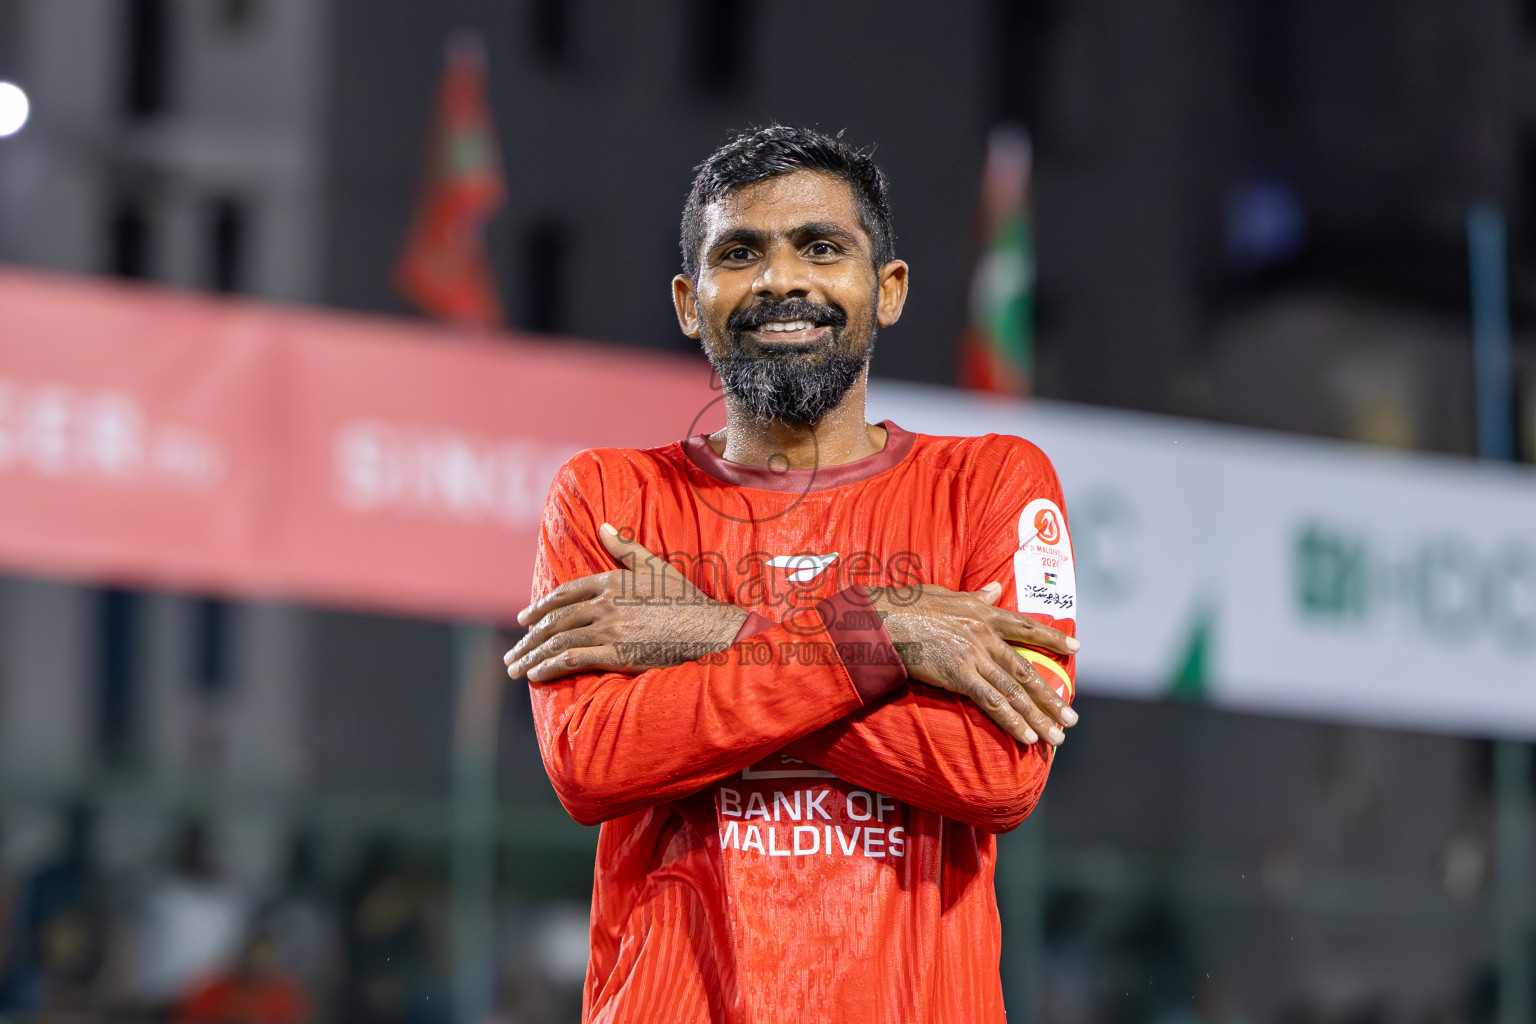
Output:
[123, 0, 172, 119]
[1468, 738, 1536, 795]
[96, 589, 140, 768]
[686, 0, 754, 96]
[194, 598, 230, 696]
[107, 198, 155, 280]
[990, 0, 1057, 133]
[204, 197, 248, 294]
[531, 0, 571, 70]
[521, 219, 568, 334]
[1518, 131, 1536, 259]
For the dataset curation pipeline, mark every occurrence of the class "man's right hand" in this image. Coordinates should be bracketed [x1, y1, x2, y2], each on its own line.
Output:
[864, 583, 1080, 748]
[504, 524, 747, 683]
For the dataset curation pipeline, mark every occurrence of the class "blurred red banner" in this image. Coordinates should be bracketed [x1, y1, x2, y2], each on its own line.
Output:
[0, 268, 716, 620]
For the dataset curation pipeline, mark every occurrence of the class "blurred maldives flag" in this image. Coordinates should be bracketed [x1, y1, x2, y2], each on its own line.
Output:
[957, 125, 1035, 396]
[395, 34, 507, 329]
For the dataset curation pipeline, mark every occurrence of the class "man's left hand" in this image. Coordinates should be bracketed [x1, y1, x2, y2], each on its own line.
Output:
[504, 524, 748, 682]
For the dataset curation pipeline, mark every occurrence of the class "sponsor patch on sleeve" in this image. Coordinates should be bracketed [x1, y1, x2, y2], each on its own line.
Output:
[1013, 497, 1076, 618]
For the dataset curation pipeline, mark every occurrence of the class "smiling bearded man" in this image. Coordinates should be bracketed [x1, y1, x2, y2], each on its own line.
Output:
[504, 125, 1081, 1023]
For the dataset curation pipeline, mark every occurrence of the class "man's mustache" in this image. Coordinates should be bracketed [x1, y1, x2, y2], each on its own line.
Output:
[726, 298, 849, 336]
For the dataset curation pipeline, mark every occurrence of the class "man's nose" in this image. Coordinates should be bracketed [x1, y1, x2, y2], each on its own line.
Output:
[752, 247, 811, 299]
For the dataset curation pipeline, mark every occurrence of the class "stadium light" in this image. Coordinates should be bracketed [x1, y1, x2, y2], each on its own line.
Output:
[0, 82, 30, 138]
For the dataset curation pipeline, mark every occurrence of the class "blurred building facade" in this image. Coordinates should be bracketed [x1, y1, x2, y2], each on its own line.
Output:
[0, 2, 1530, 1023]
[2, 0, 1534, 445]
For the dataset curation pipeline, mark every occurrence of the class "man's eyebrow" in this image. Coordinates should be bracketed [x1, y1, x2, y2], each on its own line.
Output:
[706, 226, 768, 254]
[789, 222, 864, 247]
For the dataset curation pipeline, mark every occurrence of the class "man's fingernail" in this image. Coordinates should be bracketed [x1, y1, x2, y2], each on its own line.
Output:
[517, 610, 531, 625]
[1048, 727, 1065, 745]
[503, 650, 515, 665]
[600, 522, 618, 538]
[1023, 730, 1038, 745]
[1061, 707, 1079, 726]
[1066, 637, 1081, 652]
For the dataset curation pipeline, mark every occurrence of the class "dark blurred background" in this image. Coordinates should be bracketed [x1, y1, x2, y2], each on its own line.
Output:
[0, 1, 1533, 1023]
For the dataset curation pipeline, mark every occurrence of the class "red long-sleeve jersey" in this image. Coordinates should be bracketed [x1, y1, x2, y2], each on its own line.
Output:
[528, 421, 1077, 1024]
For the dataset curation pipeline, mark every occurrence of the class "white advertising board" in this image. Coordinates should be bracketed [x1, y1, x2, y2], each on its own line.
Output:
[868, 381, 1536, 738]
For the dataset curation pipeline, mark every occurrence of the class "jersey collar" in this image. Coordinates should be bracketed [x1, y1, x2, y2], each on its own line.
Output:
[682, 420, 915, 493]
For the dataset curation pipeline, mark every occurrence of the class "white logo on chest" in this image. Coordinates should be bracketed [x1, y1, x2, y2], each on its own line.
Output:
[767, 552, 839, 582]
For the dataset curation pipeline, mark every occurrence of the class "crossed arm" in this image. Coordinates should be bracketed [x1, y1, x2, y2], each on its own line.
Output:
[507, 522, 1080, 832]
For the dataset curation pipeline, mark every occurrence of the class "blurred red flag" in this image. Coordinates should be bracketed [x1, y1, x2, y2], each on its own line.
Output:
[394, 37, 506, 328]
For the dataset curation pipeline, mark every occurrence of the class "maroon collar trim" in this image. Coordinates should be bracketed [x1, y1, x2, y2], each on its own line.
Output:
[682, 420, 915, 493]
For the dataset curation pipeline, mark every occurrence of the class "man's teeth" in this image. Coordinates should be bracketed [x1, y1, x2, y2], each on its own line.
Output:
[761, 320, 817, 332]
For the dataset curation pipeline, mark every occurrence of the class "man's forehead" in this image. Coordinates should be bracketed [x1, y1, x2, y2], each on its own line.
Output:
[701, 170, 868, 243]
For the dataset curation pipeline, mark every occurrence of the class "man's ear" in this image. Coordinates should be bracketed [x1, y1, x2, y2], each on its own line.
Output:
[876, 260, 909, 328]
[673, 275, 702, 338]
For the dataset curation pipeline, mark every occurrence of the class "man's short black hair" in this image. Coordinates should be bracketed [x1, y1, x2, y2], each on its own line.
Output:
[679, 125, 896, 280]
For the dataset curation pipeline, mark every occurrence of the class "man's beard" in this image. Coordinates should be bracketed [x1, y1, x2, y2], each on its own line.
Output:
[703, 298, 874, 428]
